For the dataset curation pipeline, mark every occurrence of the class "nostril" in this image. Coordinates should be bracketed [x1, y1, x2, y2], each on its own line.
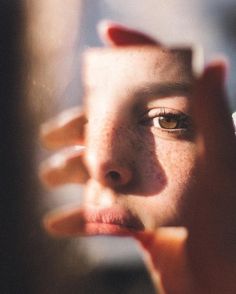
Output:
[105, 168, 132, 187]
[106, 170, 121, 182]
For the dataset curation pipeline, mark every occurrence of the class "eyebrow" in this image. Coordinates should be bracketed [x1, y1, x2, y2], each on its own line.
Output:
[133, 82, 192, 100]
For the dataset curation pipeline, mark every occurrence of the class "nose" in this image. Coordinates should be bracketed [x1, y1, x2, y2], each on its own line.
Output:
[84, 123, 134, 188]
[85, 153, 133, 188]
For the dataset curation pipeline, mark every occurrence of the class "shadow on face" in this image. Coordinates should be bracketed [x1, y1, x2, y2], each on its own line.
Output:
[44, 45, 197, 237]
[83, 46, 194, 196]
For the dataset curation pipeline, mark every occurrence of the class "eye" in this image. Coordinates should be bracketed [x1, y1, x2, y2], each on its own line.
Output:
[153, 113, 189, 130]
[140, 107, 193, 137]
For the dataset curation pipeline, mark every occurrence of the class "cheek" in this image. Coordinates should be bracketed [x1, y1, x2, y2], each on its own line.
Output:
[135, 130, 196, 196]
[133, 134, 167, 195]
[134, 138, 197, 228]
[157, 139, 197, 189]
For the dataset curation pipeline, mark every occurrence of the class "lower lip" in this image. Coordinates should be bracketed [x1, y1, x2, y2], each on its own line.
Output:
[44, 206, 144, 237]
[83, 206, 144, 235]
[82, 223, 137, 236]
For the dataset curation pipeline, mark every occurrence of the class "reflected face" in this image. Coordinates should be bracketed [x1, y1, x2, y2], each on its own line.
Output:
[81, 46, 197, 233]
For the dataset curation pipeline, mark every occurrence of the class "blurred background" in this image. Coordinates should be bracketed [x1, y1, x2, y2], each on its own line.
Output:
[1, 0, 236, 293]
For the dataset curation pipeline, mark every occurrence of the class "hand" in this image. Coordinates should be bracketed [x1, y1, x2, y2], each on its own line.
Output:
[136, 60, 236, 293]
[40, 22, 236, 293]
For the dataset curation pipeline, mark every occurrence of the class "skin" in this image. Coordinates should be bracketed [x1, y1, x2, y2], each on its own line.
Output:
[82, 46, 195, 229]
[40, 22, 236, 293]
[41, 45, 196, 234]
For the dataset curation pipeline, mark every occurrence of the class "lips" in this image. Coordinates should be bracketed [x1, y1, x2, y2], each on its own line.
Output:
[44, 205, 144, 237]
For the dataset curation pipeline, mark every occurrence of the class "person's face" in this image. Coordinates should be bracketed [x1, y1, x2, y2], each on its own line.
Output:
[80, 46, 197, 234]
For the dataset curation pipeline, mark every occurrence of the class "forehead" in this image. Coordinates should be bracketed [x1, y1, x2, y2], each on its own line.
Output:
[83, 46, 193, 113]
[83, 46, 193, 109]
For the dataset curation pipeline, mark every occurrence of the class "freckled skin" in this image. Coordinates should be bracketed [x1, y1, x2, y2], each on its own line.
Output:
[82, 46, 197, 231]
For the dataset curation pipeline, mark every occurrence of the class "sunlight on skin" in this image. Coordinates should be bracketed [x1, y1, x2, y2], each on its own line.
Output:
[40, 22, 236, 293]
[41, 45, 196, 237]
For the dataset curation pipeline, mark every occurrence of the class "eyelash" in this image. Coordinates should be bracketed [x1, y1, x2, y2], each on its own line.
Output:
[140, 108, 192, 135]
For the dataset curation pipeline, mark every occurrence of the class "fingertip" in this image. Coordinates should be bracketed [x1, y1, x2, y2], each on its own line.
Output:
[202, 58, 228, 87]
[97, 19, 159, 46]
[208, 56, 229, 71]
[97, 19, 137, 46]
[97, 19, 118, 46]
[39, 146, 88, 188]
[135, 227, 188, 255]
[194, 57, 229, 111]
[39, 107, 86, 150]
[43, 206, 88, 238]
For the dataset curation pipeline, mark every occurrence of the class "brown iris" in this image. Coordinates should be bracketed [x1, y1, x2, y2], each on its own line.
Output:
[158, 116, 180, 129]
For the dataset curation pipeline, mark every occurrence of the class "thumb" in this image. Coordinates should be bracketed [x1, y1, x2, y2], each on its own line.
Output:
[97, 20, 160, 46]
[135, 227, 198, 294]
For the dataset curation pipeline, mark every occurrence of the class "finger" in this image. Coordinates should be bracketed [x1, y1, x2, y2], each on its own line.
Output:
[39, 146, 89, 188]
[43, 206, 85, 238]
[189, 60, 236, 274]
[98, 20, 160, 46]
[40, 107, 86, 150]
[135, 228, 198, 293]
[193, 59, 236, 167]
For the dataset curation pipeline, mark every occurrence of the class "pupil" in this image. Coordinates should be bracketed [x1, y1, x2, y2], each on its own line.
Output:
[159, 117, 178, 129]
